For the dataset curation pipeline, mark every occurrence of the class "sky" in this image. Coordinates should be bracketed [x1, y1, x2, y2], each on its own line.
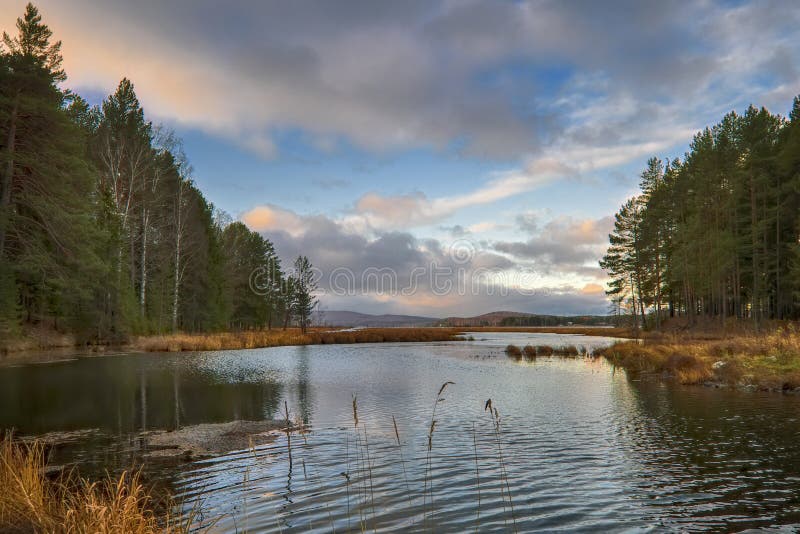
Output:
[2, 0, 799, 317]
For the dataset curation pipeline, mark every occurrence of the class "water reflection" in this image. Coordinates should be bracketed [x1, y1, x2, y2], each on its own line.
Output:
[615, 378, 800, 530]
[0, 353, 284, 435]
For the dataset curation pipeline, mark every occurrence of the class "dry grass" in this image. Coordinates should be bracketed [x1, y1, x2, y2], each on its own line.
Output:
[0, 436, 190, 533]
[596, 326, 800, 389]
[133, 327, 462, 352]
[0, 324, 76, 355]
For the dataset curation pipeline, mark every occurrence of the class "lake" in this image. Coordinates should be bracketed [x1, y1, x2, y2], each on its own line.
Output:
[2, 332, 800, 532]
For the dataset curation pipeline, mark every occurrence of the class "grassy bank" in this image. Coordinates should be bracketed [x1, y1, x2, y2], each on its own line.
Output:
[0, 437, 189, 533]
[596, 327, 800, 391]
[0, 324, 77, 355]
[2, 325, 630, 356]
[133, 327, 463, 352]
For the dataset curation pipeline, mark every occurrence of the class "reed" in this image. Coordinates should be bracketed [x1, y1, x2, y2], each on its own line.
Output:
[392, 415, 414, 517]
[133, 328, 463, 352]
[522, 345, 536, 360]
[484, 400, 516, 533]
[349, 395, 374, 531]
[423, 381, 455, 526]
[0, 435, 192, 533]
[535, 345, 554, 356]
[471, 421, 481, 532]
[556, 345, 580, 357]
[284, 401, 293, 471]
[505, 344, 522, 358]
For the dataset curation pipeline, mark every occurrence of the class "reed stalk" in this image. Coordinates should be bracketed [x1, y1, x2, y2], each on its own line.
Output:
[423, 381, 455, 526]
[472, 421, 481, 532]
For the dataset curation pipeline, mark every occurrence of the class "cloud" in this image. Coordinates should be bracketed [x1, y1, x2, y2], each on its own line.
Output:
[466, 221, 506, 234]
[5, 0, 796, 162]
[492, 215, 614, 277]
[350, 159, 573, 229]
[239, 206, 606, 315]
[240, 205, 304, 236]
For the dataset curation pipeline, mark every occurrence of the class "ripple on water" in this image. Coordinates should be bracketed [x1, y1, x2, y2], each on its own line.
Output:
[3, 332, 800, 531]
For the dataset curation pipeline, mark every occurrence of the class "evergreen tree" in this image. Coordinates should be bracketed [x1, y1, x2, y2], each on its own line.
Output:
[290, 255, 318, 334]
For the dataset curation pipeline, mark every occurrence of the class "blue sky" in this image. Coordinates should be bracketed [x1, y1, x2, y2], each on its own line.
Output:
[2, 0, 798, 316]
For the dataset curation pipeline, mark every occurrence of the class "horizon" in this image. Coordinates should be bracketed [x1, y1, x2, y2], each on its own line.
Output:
[2, 0, 798, 316]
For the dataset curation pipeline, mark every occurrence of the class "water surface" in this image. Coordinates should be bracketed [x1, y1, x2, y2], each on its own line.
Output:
[2, 332, 800, 532]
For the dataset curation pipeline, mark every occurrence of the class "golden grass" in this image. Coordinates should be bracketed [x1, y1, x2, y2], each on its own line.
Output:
[0, 436, 190, 533]
[133, 327, 462, 352]
[596, 326, 800, 389]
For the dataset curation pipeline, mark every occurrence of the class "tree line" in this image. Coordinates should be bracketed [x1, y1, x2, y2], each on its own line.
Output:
[601, 97, 800, 328]
[0, 4, 317, 343]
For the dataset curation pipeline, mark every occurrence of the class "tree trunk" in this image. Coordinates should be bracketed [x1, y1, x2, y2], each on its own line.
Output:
[0, 90, 20, 259]
[750, 175, 759, 326]
[654, 231, 661, 329]
[140, 208, 148, 318]
[172, 231, 181, 331]
[630, 273, 638, 332]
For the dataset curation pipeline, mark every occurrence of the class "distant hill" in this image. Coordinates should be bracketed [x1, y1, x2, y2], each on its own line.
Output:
[315, 310, 437, 327]
[438, 311, 612, 327]
[317, 310, 612, 327]
[438, 310, 532, 326]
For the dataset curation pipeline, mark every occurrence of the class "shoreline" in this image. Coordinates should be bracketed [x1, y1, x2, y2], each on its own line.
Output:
[1, 325, 632, 357]
[8, 326, 800, 394]
[596, 327, 800, 393]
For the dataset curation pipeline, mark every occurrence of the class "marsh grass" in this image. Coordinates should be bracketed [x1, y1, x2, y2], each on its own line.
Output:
[134, 328, 462, 352]
[522, 345, 536, 360]
[596, 327, 800, 389]
[0, 435, 193, 533]
[507, 343, 591, 360]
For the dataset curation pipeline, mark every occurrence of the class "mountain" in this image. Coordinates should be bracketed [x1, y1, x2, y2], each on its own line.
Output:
[315, 310, 437, 327]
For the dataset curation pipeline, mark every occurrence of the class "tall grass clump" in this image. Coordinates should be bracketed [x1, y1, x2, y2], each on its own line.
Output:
[555, 345, 580, 357]
[504, 345, 522, 358]
[0, 435, 191, 533]
[522, 345, 536, 360]
[589, 328, 800, 387]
